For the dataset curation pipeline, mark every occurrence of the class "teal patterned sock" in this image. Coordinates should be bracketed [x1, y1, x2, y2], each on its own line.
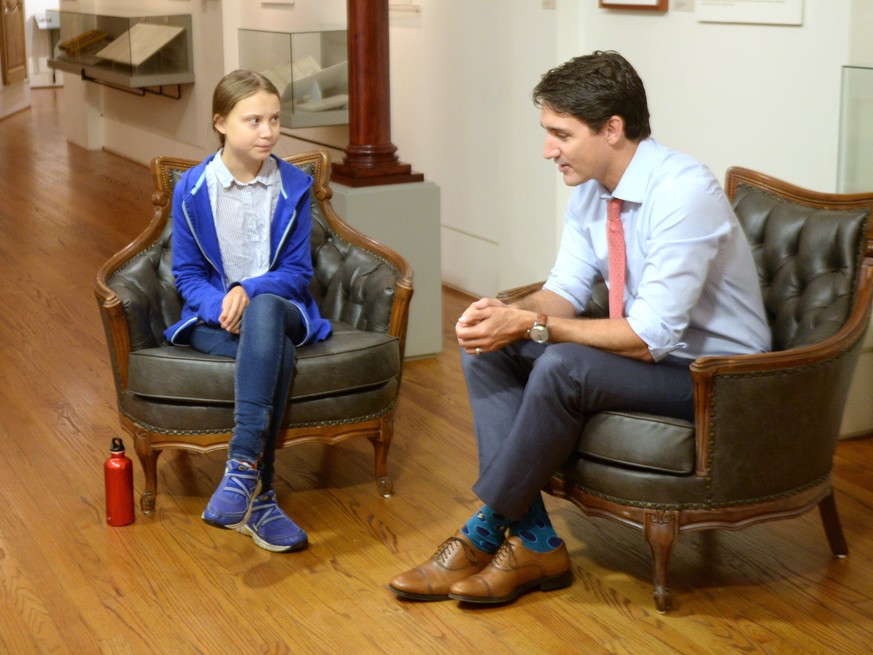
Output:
[461, 505, 511, 554]
[509, 494, 563, 553]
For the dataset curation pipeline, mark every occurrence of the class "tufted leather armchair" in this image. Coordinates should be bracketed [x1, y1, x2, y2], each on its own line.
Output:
[498, 167, 873, 612]
[95, 151, 413, 513]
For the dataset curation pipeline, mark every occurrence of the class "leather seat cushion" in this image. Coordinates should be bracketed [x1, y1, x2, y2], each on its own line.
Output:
[126, 322, 399, 404]
[575, 411, 696, 475]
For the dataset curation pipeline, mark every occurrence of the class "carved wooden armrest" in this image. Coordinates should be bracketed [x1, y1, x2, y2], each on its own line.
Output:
[496, 281, 545, 304]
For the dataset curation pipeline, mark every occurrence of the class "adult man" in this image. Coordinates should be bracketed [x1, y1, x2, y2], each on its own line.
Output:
[389, 51, 771, 605]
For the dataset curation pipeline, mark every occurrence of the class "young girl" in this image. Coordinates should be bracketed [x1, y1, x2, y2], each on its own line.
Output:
[163, 70, 331, 552]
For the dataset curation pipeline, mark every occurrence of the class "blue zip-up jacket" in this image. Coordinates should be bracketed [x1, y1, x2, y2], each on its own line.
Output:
[163, 153, 332, 346]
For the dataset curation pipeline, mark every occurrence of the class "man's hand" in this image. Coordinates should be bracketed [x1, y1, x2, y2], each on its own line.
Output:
[220, 285, 249, 334]
[454, 289, 653, 362]
[456, 297, 532, 355]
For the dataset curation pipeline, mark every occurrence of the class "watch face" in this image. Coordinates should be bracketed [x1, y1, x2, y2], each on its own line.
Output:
[530, 325, 549, 344]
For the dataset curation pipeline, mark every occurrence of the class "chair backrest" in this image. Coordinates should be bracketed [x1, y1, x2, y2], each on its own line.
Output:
[580, 168, 873, 350]
[726, 167, 873, 351]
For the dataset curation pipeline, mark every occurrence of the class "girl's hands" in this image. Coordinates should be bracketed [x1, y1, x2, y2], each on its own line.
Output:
[220, 286, 249, 334]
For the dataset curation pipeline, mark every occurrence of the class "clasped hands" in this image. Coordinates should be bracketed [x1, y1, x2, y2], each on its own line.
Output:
[456, 297, 533, 356]
[219, 285, 249, 334]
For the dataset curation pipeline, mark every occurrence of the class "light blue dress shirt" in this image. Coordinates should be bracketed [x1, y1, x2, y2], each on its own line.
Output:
[544, 138, 771, 362]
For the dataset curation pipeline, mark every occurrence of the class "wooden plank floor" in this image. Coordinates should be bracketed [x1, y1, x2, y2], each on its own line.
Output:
[2, 88, 873, 654]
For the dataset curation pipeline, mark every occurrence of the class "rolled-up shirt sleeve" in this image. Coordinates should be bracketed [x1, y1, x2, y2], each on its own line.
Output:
[539, 138, 770, 363]
[627, 184, 731, 361]
[543, 204, 602, 313]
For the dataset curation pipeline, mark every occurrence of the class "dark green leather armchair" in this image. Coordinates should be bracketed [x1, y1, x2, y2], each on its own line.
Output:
[95, 151, 413, 513]
[499, 167, 873, 612]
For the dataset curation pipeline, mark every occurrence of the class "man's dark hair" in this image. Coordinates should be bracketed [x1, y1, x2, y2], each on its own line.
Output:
[532, 51, 651, 141]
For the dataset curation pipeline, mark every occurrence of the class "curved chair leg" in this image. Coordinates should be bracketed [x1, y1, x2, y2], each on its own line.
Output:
[369, 413, 394, 497]
[139, 450, 161, 515]
[818, 491, 848, 558]
[644, 510, 679, 613]
[132, 430, 160, 515]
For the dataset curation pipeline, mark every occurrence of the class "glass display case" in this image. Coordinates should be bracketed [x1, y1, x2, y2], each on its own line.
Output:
[239, 28, 348, 129]
[48, 11, 194, 91]
[838, 65, 873, 193]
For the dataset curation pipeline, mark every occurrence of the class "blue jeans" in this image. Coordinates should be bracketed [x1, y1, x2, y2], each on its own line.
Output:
[463, 341, 694, 520]
[190, 294, 306, 490]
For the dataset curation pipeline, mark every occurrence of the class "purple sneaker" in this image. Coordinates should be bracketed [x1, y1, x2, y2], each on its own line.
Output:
[202, 459, 261, 529]
[238, 490, 308, 552]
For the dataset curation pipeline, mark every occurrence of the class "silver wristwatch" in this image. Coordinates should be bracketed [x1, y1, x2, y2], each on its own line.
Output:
[528, 313, 549, 344]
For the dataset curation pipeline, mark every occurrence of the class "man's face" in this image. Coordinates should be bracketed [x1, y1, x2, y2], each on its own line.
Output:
[541, 106, 610, 187]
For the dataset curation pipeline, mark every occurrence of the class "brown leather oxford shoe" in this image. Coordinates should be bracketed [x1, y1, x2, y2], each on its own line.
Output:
[448, 536, 572, 604]
[388, 531, 494, 601]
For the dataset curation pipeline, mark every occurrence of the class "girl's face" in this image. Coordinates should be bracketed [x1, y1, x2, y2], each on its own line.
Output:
[214, 89, 281, 176]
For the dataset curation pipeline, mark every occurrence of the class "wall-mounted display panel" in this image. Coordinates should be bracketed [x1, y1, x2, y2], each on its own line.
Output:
[48, 12, 193, 89]
[696, 0, 803, 25]
[239, 28, 348, 129]
[838, 66, 873, 194]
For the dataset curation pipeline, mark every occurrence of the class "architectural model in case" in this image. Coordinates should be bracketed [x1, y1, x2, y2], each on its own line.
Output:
[95, 23, 185, 67]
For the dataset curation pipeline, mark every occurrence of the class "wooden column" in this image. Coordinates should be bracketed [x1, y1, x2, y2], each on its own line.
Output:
[330, 0, 423, 187]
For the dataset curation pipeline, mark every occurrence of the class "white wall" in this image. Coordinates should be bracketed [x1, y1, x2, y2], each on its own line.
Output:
[48, 0, 863, 296]
[393, 0, 861, 297]
[849, 1, 873, 67]
[388, 1, 559, 295]
[563, 1, 852, 197]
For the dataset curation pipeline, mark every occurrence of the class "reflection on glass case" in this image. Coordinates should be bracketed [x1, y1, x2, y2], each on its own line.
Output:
[838, 66, 873, 194]
[48, 11, 194, 89]
[239, 28, 348, 129]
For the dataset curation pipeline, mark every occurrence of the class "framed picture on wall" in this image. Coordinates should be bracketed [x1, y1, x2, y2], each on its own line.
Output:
[599, 0, 668, 10]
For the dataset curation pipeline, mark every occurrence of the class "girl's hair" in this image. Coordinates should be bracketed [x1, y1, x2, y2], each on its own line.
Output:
[212, 69, 281, 147]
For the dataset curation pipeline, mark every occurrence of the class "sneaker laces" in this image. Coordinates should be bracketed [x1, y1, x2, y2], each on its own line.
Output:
[222, 462, 259, 499]
[250, 494, 284, 530]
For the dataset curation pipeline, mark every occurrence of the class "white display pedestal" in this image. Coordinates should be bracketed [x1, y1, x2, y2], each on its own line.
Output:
[331, 181, 442, 359]
[840, 327, 873, 438]
[836, 65, 873, 438]
[60, 74, 102, 150]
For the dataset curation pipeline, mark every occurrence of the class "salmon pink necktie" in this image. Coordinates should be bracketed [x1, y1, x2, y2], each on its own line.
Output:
[607, 198, 625, 319]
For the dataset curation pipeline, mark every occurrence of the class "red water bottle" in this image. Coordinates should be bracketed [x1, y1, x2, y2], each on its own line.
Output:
[105, 437, 135, 526]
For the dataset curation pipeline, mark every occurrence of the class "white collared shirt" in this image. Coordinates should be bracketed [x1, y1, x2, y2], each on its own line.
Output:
[206, 152, 280, 286]
[544, 138, 771, 361]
